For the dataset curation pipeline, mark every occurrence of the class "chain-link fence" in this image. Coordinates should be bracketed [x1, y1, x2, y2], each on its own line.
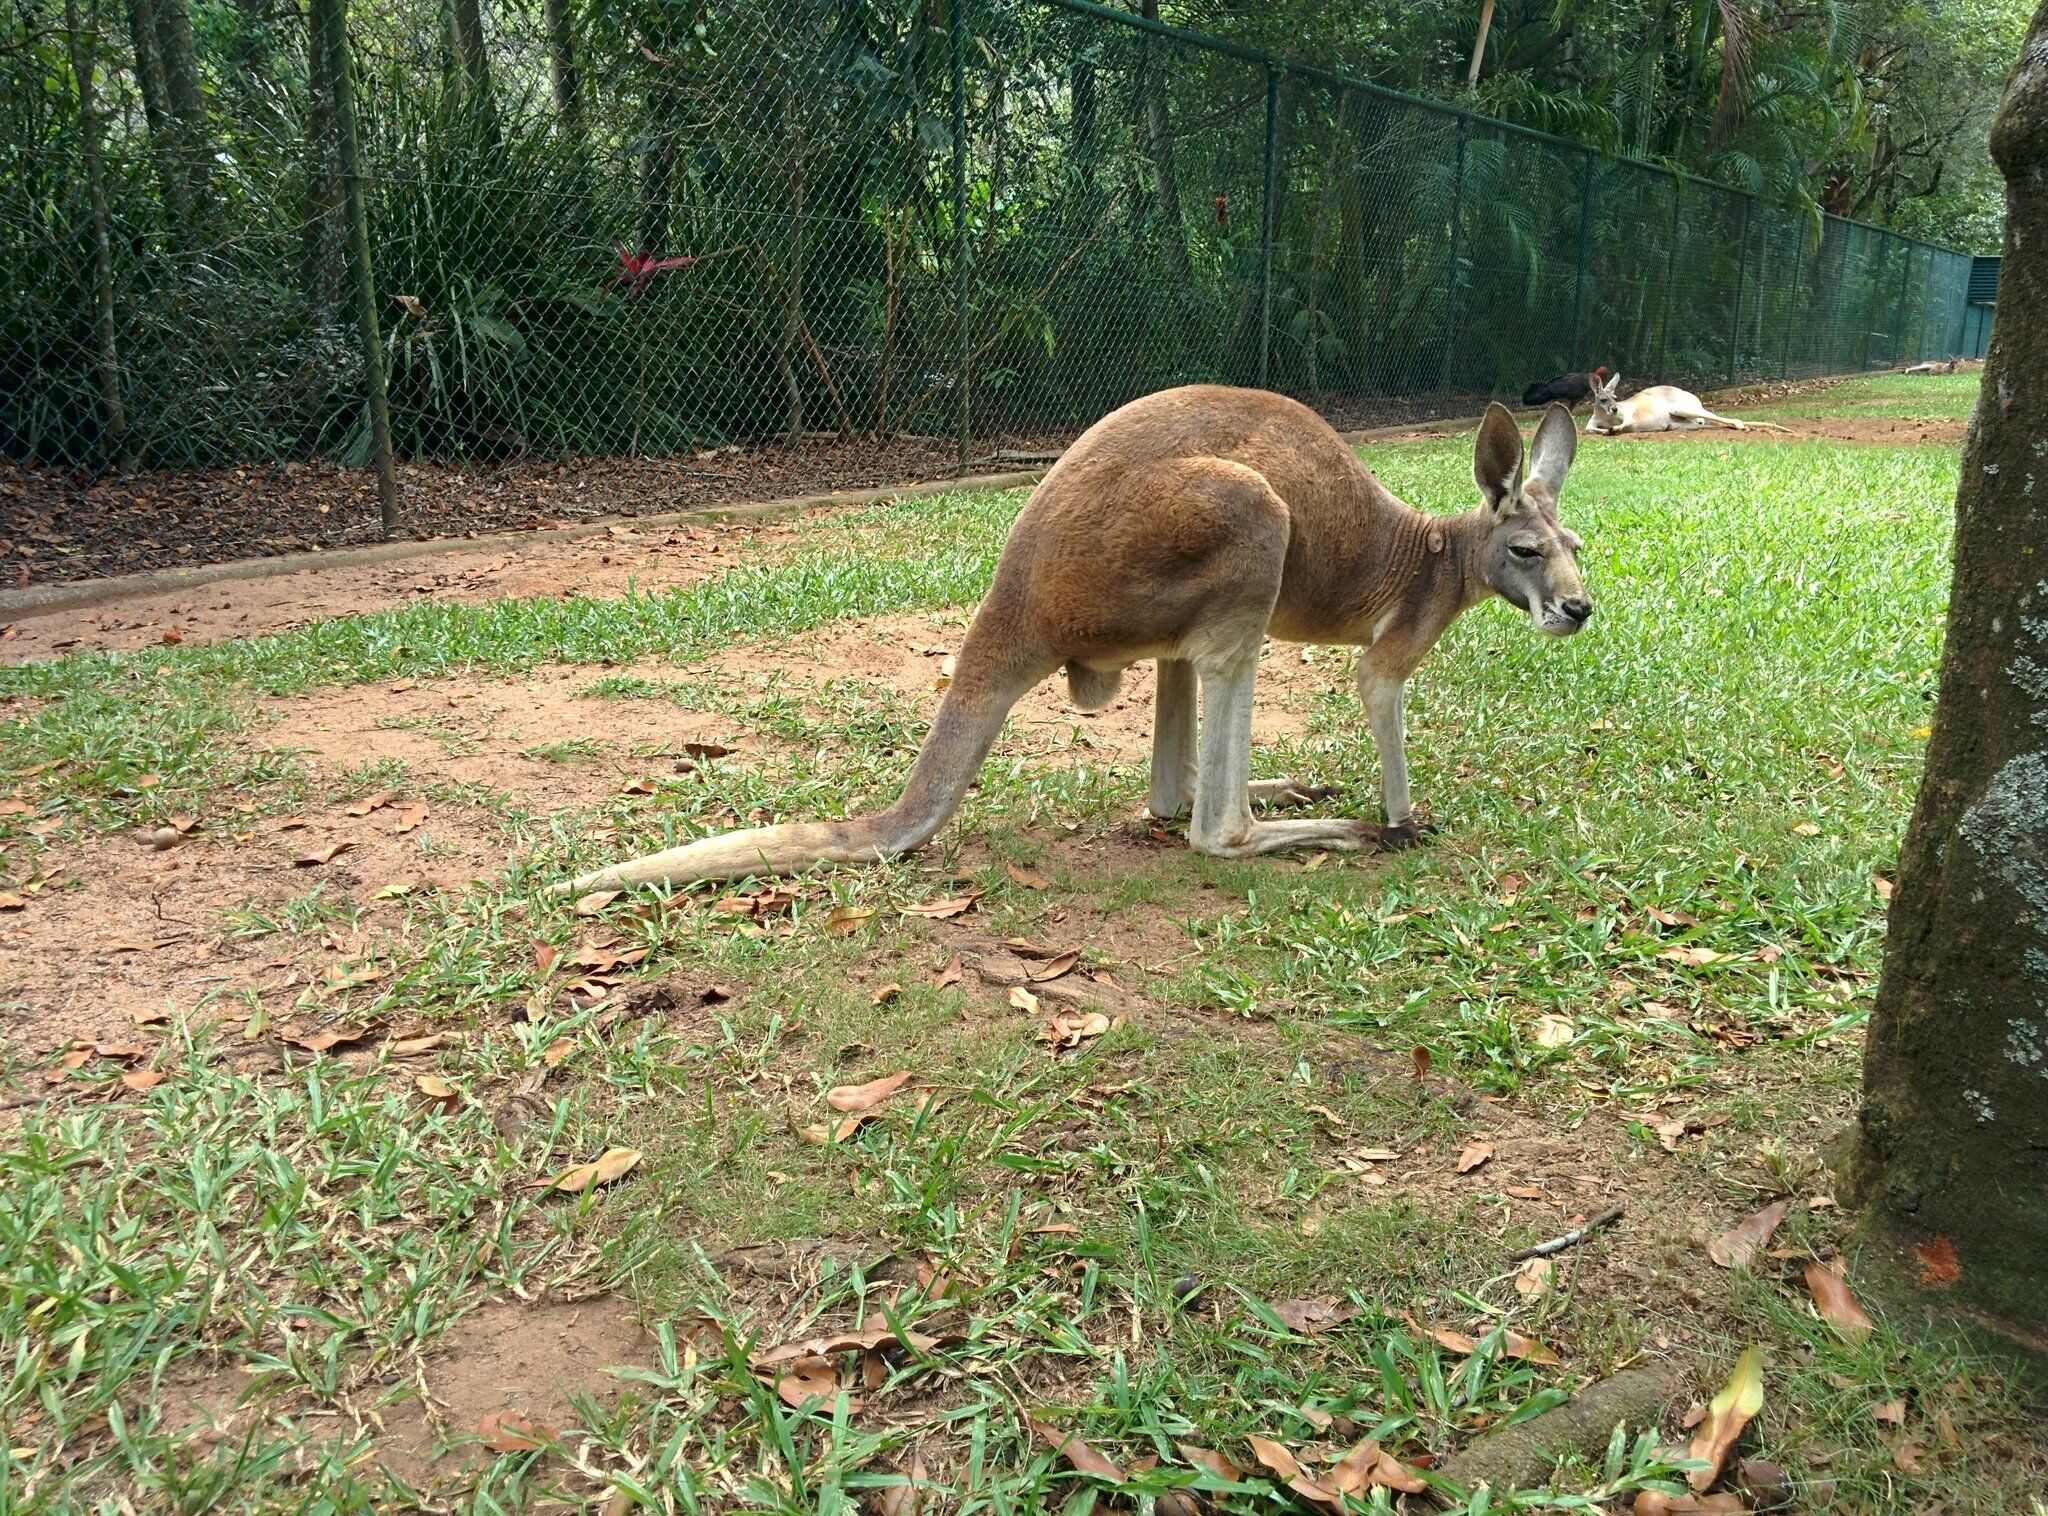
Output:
[2, 0, 1976, 580]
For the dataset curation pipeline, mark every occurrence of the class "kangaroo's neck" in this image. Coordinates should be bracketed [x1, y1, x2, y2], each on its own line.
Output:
[1278, 476, 1494, 641]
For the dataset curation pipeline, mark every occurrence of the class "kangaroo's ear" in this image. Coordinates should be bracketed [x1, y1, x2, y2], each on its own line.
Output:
[1473, 401, 1525, 514]
[1523, 402, 1578, 508]
[1599, 372, 1621, 398]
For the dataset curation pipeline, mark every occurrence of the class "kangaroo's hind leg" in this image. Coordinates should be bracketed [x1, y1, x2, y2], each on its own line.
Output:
[1186, 642, 1380, 858]
[1148, 655, 1335, 819]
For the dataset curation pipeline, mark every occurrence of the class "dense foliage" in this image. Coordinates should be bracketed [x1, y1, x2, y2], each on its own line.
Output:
[0, 0, 1991, 474]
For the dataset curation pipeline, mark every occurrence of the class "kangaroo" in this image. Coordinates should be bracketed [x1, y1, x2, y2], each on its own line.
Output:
[563, 388, 1592, 893]
[1585, 373, 1790, 435]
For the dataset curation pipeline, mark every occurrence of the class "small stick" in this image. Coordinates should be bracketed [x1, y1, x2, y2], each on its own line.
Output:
[1510, 1205, 1624, 1261]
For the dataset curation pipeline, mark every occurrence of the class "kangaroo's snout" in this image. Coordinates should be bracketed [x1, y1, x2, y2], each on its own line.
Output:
[1560, 595, 1593, 625]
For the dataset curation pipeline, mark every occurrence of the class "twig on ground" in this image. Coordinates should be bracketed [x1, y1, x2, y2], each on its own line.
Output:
[1509, 1204, 1624, 1261]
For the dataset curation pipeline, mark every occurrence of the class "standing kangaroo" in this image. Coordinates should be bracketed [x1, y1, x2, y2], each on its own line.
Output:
[565, 388, 1591, 892]
[1585, 372, 1789, 434]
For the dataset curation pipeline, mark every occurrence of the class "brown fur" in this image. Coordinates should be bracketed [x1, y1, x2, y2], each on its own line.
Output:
[564, 387, 1592, 890]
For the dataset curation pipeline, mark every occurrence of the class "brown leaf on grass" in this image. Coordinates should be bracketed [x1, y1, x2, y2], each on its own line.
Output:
[1633, 1494, 1749, 1515]
[0, 891, 26, 910]
[94, 1042, 149, 1060]
[1177, 1444, 1245, 1483]
[1005, 862, 1051, 890]
[132, 1008, 171, 1027]
[391, 802, 428, 834]
[619, 777, 659, 796]
[1040, 1010, 1115, 1050]
[874, 1456, 932, 1516]
[1870, 1398, 1906, 1426]
[1502, 1331, 1561, 1366]
[1455, 1140, 1494, 1174]
[1028, 950, 1081, 983]
[766, 1355, 859, 1410]
[121, 1069, 166, 1093]
[573, 890, 622, 916]
[1030, 1420, 1127, 1482]
[1244, 1436, 1344, 1515]
[1513, 1258, 1554, 1298]
[1411, 1046, 1432, 1080]
[1429, 1326, 1480, 1355]
[1803, 1257, 1875, 1339]
[1506, 1184, 1545, 1200]
[1871, 873, 1895, 902]
[537, 1147, 643, 1193]
[1329, 1440, 1428, 1495]
[282, 1022, 386, 1053]
[824, 905, 877, 935]
[478, 1409, 558, 1453]
[541, 1037, 576, 1068]
[679, 741, 732, 759]
[294, 841, 356, 867]
[345, 791, 394, 817]
[388, 1032, 446, 1055]
[1914, 1235, 1960, 1287]
[1709, 1199, 1790, 1270]
[752, 1323, 946, 1369]
[871, 982, 902, 1005]
[801, 1113, 877, 1145]
[935, 953, 963, 988]
[1270, 1298, 1358, 1335]
[1008, 985, 1041, 1014]
[902, 893, 980, 919]
[1659, 945, 1731, 967]
[827, 1071, 913, 1113]
[1687, 1346, 1765, 1490]
[1890, 1439, 1926, 1473]
[415, 1074, 458, 1099]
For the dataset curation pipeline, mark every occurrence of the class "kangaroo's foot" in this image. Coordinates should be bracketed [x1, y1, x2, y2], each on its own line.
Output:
[1378, 816, 1438, 850]
[1192, 815, 1384, 859]
[1249, 777, 1341, 810]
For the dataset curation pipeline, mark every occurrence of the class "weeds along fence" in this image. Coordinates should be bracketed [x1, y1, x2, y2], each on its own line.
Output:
[4, 0, 1974, 522]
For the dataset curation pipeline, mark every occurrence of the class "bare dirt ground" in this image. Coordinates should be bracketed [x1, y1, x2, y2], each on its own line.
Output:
[0, 516, 804, 662]
[1608, 414, 1967, 446]
[0, 614, 1329, 1055]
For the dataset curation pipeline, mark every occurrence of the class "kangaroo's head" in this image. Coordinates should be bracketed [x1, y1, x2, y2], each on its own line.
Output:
[1471, 401, 1592, 636]
[1588, 371, 1624, 432]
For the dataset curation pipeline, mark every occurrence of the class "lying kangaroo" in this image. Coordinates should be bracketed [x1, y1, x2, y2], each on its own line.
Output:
[1585, 373, 1790, 434]
[564, 388, 1591, 892]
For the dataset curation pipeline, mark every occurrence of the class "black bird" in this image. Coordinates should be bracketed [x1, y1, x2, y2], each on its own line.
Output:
[1521, 365, 1607, 408]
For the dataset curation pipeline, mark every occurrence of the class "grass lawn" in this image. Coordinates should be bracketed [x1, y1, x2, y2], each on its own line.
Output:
[3, 376, 2044, 1512]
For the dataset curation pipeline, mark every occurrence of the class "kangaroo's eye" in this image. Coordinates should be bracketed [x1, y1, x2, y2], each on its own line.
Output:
[1509, 544, 1541, 560]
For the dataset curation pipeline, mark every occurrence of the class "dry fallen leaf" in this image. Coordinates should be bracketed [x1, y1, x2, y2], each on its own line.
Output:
[1005, 862, 1051, 890]
[345, 791, 394, 816]
[1687, 1345, 1765, 1490]
[1245, 1435, 1345, 1515]
[871, 982, 902, 1005]
[478, 1409, 558, 1453]
[1456, 1140, 1495, 1174]
[1008, 985, 1041, 1015]
[619, 777, 659, 796]
[1040, 1009, 1114, 1049]
[1030, 1420, 1126, 1483]
[1871, 873, 1895, 902]
[1914, 1235, 1961, 1287]
[1789, 820, 1822, 837]
[1803, 1257, 1875, 1339]
[282, 1022, 385, 1053]
[121, 1069, 166, 1093]
[1871, 1398, 1906, 1426]
[935, 953, 963, 988]
[1532, 1013, 1575, 1048]
[573, 890, 622, 916]
[901, 893, 979, 919]
[823, 905, 877, 936]
[388, 1032, 446, 1055]
[1514, 1257, 1554, 1298]
[826, 1071, 913, 1113]
[392, 802, 428, 834]
[1029, 949, 1082, 982]
[801, 1113, 876, 1145]
[0, 891, 26, 910]
[1270, 1298, 1357, 1335]
[1709, 1199, 1791, 1270]
[1634, 1493, 1750, 1515]
[538, 1147, 643, 1193]
[415, 1074, 458, 1099]
[1177, 1444, 1245, 1483]
[293, 840, 356, 867]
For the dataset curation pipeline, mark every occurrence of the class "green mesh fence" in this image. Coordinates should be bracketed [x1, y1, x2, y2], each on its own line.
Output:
[1, 0, 1975, 574]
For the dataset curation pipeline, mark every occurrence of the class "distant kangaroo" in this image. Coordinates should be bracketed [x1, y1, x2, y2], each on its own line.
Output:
[1585, 372, 1790, 435]
[565, 388, 1592, 892]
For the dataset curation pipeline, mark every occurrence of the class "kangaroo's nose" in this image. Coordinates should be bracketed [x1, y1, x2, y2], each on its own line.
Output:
[1560, 596, 1593, 623]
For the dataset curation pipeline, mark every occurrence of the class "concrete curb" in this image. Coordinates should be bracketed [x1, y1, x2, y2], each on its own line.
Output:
[0, 412, 1489, 624]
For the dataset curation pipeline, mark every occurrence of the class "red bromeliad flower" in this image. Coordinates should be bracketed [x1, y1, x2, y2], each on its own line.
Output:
[618, 246, 700, 294]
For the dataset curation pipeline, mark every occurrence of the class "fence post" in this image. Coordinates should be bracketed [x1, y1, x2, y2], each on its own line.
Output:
[1780, 228, 1801, 378]
[1567, 147, 1593, 369]
[1726, 195, 1749, 385]
[65, 0, 130, 471]
[1439, 116, 1466, 396]
[1654, 175, 1681, 380]
[950, 0, 970, 474]
[315, 0, 398, 537]
[1258, 64, 1277, 390]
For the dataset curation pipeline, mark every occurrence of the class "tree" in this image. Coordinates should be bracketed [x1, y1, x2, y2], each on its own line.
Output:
[1849, 0, 2048, 1335]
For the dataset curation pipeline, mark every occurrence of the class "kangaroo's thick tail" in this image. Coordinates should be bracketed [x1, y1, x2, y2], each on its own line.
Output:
[559, 645, 1047, 893]
[1697, 408, 1793, 435]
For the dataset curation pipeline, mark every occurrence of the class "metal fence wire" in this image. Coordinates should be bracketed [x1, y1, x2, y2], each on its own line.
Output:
[2, 0, 1976, 562]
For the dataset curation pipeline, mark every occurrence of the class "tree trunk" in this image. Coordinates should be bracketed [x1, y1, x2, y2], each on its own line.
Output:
[302, 5, 345, 321]
[446, 0, 500, 145]
[152, 0, 212, 221]
[67, 0, 130, 469]
[1137, 0, 1191, 287]
[1070, 53, 1096, 199]
[542, 0, 582, 138]
[124, 0, 185, 232]
[1848, 0, 2048, 1337]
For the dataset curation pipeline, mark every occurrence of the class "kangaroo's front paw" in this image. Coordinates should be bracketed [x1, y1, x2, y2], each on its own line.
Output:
[1257, 778, 1342, 810]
